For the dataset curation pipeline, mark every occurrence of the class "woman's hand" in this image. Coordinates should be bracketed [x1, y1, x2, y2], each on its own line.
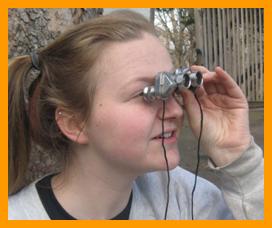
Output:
[180, 66, 251, 167]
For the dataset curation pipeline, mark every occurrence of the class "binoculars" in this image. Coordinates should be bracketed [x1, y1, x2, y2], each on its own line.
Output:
[142, 67, 203, 102]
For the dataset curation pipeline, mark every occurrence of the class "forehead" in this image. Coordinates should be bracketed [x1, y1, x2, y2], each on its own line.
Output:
[94, 32, 173, 89]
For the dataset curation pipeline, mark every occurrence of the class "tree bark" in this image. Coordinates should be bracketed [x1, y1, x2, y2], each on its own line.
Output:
[9, 8, 103, 58]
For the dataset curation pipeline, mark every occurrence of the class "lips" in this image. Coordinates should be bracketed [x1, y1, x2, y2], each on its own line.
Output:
[152, 129, 177, 139]
[152, 130, 178, 144]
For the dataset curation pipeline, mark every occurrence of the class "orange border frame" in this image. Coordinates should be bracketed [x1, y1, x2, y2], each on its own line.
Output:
[1, 0, 270, 226]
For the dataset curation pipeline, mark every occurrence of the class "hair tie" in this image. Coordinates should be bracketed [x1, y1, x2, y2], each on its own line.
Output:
[30, 52, 40, 70]
[24, 52, 42, 115]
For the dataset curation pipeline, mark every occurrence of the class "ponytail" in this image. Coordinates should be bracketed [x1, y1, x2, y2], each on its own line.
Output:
[8, 55, 36, 194]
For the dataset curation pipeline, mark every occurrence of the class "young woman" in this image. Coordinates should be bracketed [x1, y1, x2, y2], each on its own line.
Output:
[8, 10, 263, 220]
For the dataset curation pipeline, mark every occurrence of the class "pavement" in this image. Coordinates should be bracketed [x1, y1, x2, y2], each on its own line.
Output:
[177, 108, 264, 187]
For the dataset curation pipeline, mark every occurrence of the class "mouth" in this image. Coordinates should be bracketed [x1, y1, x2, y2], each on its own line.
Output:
[152, 130, 178, 144]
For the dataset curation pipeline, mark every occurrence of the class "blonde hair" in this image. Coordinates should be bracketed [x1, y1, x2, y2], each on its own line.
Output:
[8, 10, 156, 194]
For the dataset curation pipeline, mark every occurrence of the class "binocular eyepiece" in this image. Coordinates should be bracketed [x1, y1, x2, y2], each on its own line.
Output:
[142, 67, 203, 102]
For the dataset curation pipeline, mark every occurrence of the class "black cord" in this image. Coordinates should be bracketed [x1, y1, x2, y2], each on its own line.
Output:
[161, 100, 170, 220]
[191, 92, 204, 220]
[161, 92, 203, 220]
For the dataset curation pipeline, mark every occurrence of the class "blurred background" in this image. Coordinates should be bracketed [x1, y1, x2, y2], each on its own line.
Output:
[9, 8, 264, 186]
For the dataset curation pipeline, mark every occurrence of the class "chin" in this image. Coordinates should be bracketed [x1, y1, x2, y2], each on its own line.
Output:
[167, 154, 180, 170]
[155, 147, 181, 171]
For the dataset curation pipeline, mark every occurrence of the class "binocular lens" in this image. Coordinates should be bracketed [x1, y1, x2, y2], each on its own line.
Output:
[190, 71, 203, 87]
[182, 73, 191, 88]
[176, 72, 191, 89]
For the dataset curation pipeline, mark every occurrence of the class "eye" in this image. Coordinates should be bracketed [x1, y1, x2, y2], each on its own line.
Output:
[128, 91, 146, 103]
[132, 91, 144, 99]
[138, 92, 144, 97]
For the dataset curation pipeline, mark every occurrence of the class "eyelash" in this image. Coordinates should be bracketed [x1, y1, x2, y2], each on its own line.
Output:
[137, 92, 144, 97]
[131, 91, 143, 98]
[129, 92, 144, 102]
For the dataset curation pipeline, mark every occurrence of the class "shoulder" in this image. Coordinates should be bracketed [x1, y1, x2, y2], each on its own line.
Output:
[170, 166, 221, 195]
[170, 166, 233, 219]
[8, 179, 50, 220]
[133, 166, 233, 219]
[136, 165, 221, 196]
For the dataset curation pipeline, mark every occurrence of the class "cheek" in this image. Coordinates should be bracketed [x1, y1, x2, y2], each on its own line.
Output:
[88, 103, 156, 156]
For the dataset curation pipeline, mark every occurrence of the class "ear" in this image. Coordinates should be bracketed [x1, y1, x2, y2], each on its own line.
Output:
[55, 108, 89, 145]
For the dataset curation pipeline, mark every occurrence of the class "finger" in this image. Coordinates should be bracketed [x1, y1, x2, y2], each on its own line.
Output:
[190, 65, 209, 74]
[204, 81, 217, 95]
[180, 89, 199, 114]
[215, 83, 227, 95]
[202, 72, 219, 94]
[214, 67, 245, 98]
[203, 71, 228, 95]
[202, 71, 217, 81]
[194, 86, 207, 98]
[180, 88, 205, 132]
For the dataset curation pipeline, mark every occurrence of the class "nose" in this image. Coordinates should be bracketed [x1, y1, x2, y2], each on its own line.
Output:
[158, 95, 183, 120]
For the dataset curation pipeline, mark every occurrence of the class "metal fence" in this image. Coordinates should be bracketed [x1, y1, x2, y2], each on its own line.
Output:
[195, 8, 264, 102]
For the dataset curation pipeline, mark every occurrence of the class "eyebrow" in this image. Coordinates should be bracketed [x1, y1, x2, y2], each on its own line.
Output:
[120, 77, 153, 95]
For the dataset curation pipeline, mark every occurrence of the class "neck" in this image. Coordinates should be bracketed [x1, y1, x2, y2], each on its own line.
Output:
[51, 146, 137, 220]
